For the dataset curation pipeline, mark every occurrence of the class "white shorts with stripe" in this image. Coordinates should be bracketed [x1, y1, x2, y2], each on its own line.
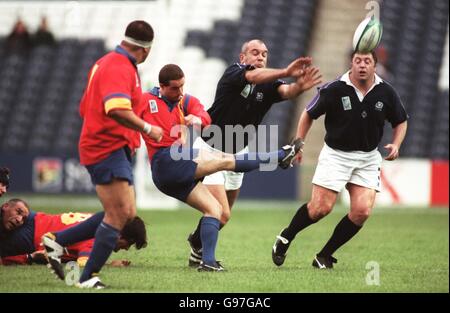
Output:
[312, 144, 382, 192]
[193, 137, 247, 190]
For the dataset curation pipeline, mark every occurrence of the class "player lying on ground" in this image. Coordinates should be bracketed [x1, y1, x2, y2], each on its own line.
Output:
[271, 51, 408, 269]
[0, 198, 147, 267]
[137, 64, 303, 271]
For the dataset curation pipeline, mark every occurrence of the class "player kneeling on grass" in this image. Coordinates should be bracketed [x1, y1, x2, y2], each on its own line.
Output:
[0, 198, 147, 267]
[138, 64, 303, 272]
[271, 51, 408, 269]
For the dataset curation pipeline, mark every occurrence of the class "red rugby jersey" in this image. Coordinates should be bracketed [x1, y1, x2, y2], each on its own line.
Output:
[1, 212, 94, 265]
[138, 88, 211, 161]
[79, 46, 143, 165]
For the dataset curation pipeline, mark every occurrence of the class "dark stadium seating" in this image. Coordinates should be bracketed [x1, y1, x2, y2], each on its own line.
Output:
[380, 0, 449, 159]
[0, 39, 106, 153]
[184, 0, 317, 148]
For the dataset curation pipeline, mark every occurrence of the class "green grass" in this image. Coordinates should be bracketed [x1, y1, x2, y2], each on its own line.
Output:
[0, 201, 448, 293]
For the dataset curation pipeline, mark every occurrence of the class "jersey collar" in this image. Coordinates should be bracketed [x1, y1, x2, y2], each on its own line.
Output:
[115, 45, 137, 68]
[149, 87, 179, 111]
[341, 71, 383, 102]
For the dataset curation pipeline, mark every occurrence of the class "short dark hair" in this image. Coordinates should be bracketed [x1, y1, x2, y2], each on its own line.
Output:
[5, 198, 29, 212]
[0, 167, 10, 189]
[125, 20, 154, 42]
[159, 64, 184, 86]
[121, 216, 147, 250]
[351, 50, 378, 64]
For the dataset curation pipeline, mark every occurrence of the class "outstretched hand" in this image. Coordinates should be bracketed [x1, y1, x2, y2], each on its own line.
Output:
[286, 57, 312, 77]
[296, 66, 322, 93]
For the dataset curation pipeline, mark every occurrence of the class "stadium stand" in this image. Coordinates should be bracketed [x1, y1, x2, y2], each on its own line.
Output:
[0, 0, 448, 161]
[380, 0, 449, 159]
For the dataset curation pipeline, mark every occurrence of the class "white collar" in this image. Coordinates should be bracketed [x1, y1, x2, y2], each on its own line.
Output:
[340, 71, 383, 102]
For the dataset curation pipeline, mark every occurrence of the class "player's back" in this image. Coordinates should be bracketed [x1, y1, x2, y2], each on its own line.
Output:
[78, 48, 143, 165]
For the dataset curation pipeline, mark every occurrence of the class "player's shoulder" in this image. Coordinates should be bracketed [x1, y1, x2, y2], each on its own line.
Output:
[317, 78, 343, 93]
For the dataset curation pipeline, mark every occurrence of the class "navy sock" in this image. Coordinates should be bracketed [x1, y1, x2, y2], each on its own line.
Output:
[79, 222, 119, 283]
[200, 216, 220, 265]
[55, 212, 105, 246]
[234, 150, 286, 172]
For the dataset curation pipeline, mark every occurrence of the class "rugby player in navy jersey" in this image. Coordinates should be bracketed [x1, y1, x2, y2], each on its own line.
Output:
[272, 51, 408, 269]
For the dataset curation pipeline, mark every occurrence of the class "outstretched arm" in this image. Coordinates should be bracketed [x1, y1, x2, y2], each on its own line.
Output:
[384, 121, 408, 161]
[278, 66, 322, 100]
[245, 57, 313, 84]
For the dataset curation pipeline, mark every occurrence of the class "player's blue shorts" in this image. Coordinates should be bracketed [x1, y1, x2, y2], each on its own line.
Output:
[151, 146, 199, 202]
[86, 146, 134, 186]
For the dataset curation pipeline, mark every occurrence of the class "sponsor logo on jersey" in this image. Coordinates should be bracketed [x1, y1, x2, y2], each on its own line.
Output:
[341, 96, 352, 110]
[149, 100, 158, 113]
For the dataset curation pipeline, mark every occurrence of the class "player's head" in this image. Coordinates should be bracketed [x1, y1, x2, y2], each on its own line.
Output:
[350, 51, 378, 83]
[0, 167, 10, 197]
[239, 39, 268, 69]
[114, 216, 147, 252]
[121, 20, 154, 64]
[158, 64, 185, 103]
[0, 198, 30, 232]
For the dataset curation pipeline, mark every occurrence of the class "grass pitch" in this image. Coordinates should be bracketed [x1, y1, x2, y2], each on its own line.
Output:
[0, 200, 448, 293]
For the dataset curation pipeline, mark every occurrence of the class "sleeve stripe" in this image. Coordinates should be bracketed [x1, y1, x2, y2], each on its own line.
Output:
[306, 80, 337, 111]
[103, 93, 131, 103]
[104, 98, 132, 114]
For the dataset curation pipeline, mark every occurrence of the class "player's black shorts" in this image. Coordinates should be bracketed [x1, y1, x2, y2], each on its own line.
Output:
[151, 146, 199, 202]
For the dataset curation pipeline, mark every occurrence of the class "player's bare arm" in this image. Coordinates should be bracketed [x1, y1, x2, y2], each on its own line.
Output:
[384, 120, 408, 161]
[244, 57, 313, 84]
[294, 110, 314, 163]
[278, 66, 322, 99]
[109, 109, 163, 142]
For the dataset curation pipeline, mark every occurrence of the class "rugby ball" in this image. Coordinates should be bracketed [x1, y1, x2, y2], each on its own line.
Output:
[352, 17, 383, 53]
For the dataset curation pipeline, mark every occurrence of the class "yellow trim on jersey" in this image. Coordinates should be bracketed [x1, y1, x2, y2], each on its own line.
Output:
[104, 98, 132, 114]
[87, 64, 99, 92]
[77, 256, 89, 267]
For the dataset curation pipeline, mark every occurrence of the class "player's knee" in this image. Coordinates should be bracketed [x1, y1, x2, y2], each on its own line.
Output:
[220, 210, 231, 225]
[308, 201, 333, 220]
[350, 207, 371, 224]
[204, 202, 222, 220]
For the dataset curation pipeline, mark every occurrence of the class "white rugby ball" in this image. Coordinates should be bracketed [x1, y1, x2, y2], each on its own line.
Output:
[353, 17, 383, 53]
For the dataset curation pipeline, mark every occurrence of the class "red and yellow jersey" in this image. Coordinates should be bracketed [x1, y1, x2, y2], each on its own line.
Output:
[1, 212, 94, 266]
[79, 46, 144, 165]
[138, 87, 211, 161]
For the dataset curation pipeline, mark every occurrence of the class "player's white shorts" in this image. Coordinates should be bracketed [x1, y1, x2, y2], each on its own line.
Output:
[312, 144, 382, 192]
[193, 137, 247, 190]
